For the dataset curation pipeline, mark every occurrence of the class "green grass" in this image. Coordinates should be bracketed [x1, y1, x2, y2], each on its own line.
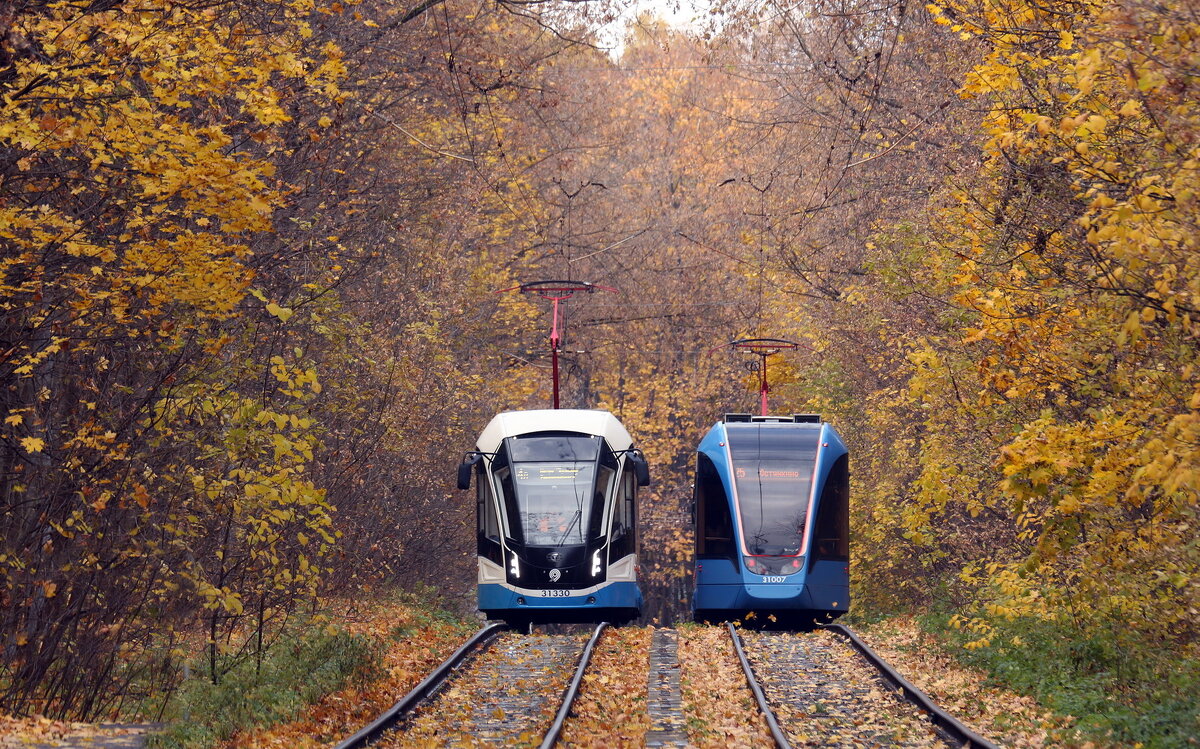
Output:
[920, 612, 1200, 748]
[387, 594, 474, 641]
[148, 623, 376, 749]
[145, 590, 475, 748]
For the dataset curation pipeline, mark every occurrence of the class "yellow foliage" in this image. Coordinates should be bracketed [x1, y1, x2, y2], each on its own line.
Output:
[906, 0, 1200, 648]
[0, 0, 352, 706]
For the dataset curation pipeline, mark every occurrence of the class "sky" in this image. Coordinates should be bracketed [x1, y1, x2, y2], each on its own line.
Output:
[594, 0, 711, 56]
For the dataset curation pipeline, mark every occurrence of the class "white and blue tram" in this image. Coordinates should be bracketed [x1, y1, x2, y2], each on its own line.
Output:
[691, 413, 850, 624]
[457, 409, 648, 625]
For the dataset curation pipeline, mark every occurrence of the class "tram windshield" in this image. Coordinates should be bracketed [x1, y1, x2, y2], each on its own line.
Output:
[512, 462, 597, 545]
[504, 435, 606, 546]
[727, 425, 820, 556]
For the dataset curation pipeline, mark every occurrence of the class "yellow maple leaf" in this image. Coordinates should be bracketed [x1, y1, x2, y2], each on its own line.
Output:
[20, 436, 45, 453]
[266, 302, 294, 322]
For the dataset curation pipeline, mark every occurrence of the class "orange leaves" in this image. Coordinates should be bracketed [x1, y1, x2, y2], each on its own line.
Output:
[0, 712, 148, 747]
[87, 490, 110, 513]
[132, 484, 151, 509]
[857, 617, 1070, 746]
[895, 0, 1200, 655]
[558, 626, 652, 747]
[678, 626, 773, 747]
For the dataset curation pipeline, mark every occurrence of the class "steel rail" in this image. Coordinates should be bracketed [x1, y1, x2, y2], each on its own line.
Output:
[825, 623, 1000, 749]
[333, 622, 508, 749]
[538, 622, 608, 749]
[726, 622, 793, 749]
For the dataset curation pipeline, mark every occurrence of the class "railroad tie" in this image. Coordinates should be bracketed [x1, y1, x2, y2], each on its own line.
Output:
[644, 628, 690, 748]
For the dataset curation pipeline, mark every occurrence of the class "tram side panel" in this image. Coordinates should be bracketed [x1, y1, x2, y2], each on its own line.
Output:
[805, 451, 850, 612]
[693, 438, 743, 612]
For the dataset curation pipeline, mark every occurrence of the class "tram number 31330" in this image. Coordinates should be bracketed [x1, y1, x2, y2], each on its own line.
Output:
[761, 576, 787, 583]
[539, 589, 572, 597]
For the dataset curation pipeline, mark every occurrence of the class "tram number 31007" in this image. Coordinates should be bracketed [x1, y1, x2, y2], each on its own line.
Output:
[539, 589, 571, 597]
[761, 576, 787, 583]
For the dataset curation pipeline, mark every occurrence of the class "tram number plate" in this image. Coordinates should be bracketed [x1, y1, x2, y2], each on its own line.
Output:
[762, 576, 786, 583]
[539, 589, 571, 597]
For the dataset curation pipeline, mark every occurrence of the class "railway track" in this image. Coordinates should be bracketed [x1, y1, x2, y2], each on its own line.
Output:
[728, 622, 998, 749]
[337, 620, 994, 748]
[335, 622, 607, 749]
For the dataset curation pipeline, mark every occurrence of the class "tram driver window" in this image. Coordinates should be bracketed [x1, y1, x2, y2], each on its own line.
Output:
[477, 470, 500, 540]
[477, 471, 503, 565]
[495, 463, 522, 545]
[695, 454, 735, 563]
[590, 462, 616, 542]
[610, 463, 637, 560]
[812, 455, 849, 562]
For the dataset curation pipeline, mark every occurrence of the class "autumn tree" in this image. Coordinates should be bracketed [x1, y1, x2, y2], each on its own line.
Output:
[0, 0, 585, 715]
[890, 0, 1200, 654]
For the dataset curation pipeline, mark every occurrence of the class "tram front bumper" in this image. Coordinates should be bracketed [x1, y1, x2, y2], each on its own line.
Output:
[478, 581, 643, 612]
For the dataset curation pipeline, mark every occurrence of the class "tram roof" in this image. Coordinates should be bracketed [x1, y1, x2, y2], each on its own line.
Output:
[476, 409, 635, 453]
[698, 413, 846, 458]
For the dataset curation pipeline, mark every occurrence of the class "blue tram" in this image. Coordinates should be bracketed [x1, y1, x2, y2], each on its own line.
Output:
[691, 413, 849, 624]
[457, 409, 649, 626]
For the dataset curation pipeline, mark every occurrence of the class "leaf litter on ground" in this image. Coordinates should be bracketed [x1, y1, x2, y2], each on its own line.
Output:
[855, 616, 1099, 747]
[374, 631, 584, 748]
[558, 625, 651, 748]
[677, 624, 774, 747]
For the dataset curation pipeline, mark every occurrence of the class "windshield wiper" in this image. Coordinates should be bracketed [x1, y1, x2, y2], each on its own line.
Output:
[553, 509, 582, 547]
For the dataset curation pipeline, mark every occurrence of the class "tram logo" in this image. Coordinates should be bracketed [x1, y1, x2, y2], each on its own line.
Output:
[549, 568, 562, 582]
[547, 552, 561, 563]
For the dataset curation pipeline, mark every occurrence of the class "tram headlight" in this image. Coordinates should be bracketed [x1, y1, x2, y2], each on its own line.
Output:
[509, 552, 520, 578]
[591, 550, 602, 577]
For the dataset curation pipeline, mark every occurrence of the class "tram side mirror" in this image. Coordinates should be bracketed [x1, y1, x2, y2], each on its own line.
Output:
[630, 450, 651, 487]
[457, 453, 483, 490]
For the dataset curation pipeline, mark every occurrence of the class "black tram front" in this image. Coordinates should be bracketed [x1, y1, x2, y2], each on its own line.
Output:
[458, 410, 647, 625]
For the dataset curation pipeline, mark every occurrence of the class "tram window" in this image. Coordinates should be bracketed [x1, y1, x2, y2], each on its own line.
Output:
[493, 446, 523, 545]
[509, 435, 601, 462]
[508, 461, 598, 546]
[727, 423, 820, 461]
[478, 469, 500, 540]
[610, 464, 637, 559]
[626, 466, 638, 550]
[590, 463, 615, 542]
[812, 455, 849, 562]
[476, 465, 502, 564]
[726, 424, 820, 557]
[695, 454, 736, 563]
